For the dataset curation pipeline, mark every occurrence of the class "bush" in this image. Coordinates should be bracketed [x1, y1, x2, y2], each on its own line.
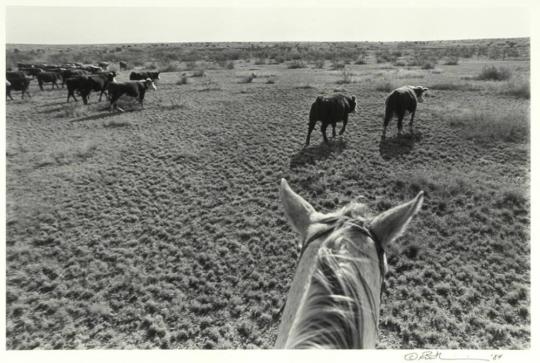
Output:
[373, 78, 398, 92]
[446, 109, 528, 143]
[477, 65, 512, 81]
[443, 56, 459, 65]
[337, 69, 353, 84]
[354, 57, 367, 65]
[287, 60, 307, 69]
[421, 61, 436, 70]
[500, 77, 529, 99]
[331, 61, 346, 70]
[160, 62, 180, 72]
[176, 73, 189, 85]
[239, 73, 256, 84]
[314, 59, 325, 68]
[429, 82, 478, 91]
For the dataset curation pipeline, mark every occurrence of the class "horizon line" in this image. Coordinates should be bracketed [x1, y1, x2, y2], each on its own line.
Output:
[5, 36, 530, 46]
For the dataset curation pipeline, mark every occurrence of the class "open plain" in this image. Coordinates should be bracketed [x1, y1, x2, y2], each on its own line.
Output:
[5, 40, 530, 349]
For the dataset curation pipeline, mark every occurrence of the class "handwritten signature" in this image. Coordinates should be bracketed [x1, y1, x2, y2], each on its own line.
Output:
[403, 351, 503, 362]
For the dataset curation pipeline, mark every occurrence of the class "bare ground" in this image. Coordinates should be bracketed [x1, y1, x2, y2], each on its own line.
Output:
[6, 59, 529, 349]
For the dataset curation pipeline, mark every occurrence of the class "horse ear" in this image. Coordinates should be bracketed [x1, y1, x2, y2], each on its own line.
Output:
[369, 192, 424, 249]
[280, 178, 317, 240]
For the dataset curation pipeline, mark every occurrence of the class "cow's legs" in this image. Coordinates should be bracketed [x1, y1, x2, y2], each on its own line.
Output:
[397, 112, 405, 135]
[339, 115, 348, 135]
[38, 81, 44, 91]
[321, 123, 330, 144]
[305, 119, 317, 147]
[331, 123, 337, 138]
[7, 89, 13, 100]
[67, 89, 78, 103]
[409, 111, 416, 133]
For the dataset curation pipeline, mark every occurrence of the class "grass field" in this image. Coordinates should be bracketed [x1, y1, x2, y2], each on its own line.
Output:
[5, 41, 530, 349]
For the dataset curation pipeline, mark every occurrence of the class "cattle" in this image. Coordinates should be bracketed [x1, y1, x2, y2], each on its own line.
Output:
[87, 72, 117, 102]
[37, 71, 62, 90]
[20, 66, 43, 78]
[305, 94, 357, 146]
[383, 85, 429, 138]
[65, 71, 116, 104]
[6, 80, 12, 100]
[61, 69, 89, 86]
[107, 78, 156, 112]
[82, 65, 102, 74]
[65, 76, 92, 104]
[130, 71, 160, 81]
[6, 72, 32, 99]
[119, 61, 128, 70]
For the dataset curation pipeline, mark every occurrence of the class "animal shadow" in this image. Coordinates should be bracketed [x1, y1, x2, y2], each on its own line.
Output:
[290, 138, 347, 169]
[379, 131, 422, 160]
[70, 109, 132, 123]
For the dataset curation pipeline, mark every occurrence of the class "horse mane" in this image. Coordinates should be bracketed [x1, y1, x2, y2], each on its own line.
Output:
[286, 202, 381, 349]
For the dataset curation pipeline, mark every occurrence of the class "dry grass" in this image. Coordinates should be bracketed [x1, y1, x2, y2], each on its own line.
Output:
[477, 65, 512, 81]
[445, 108, 529, 143]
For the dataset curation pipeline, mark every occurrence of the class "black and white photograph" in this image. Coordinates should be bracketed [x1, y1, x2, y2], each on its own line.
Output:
[1, 0, 535, 359]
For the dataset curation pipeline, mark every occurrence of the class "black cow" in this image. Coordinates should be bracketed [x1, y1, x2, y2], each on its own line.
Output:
[65, 72, 116, 104]
[6, 72, 32, 99]
[61, 69, 89, 86]
[37, 72, 62, 90]
[87, 72, 117, 102]
[83, 65, 102, 74]
[130, 71, 160, 81]
[20, 67, 43, 78]
[383, 85, 429, 138]
[305, 94, 357, 146]
[65, 76, 92, 104]
[107, 78, 156, 112]
[119, 61, 128, 70]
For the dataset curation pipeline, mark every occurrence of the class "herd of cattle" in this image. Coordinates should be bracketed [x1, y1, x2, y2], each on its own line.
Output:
[6, 60, 428, 139]
[6, 61, 160, 112]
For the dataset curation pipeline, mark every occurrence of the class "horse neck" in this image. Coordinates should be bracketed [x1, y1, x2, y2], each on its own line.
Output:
[276, 232, 383, 349]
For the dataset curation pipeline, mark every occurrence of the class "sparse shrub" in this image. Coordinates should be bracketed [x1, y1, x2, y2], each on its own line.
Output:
[500, 77, 529, 99]
[160, 62, 181, 72]
[314, 59, 325, 68]
[337, 69, 353, 84]
[373, 78, 398, 92]
[192, 69, 205, 77]
[421, 61, 436, 70]
[477, 65, 512, 81]
[239, 73, 257, 84]
[443, 56, 459, 65]
[429, 82, 478, 91]
[354, 56, 367, 65]
[198, 77, 221, 92]
[331, 61, 346, 70]
[446, 109, 528, 143]
[287, 60, 307, 69]
[237, 321, 253, 338]
[176, 73, 189, 85]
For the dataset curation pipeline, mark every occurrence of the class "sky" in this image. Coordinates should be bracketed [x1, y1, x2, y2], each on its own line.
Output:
[4, 1, 532, 44]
